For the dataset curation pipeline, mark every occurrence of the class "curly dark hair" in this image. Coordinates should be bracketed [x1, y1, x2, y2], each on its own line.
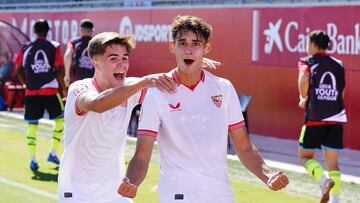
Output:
[308, 30, 330, 50]
[172, 15, 213, 43]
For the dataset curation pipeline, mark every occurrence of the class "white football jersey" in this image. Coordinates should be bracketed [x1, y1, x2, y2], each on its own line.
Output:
[58, 78, 144, 203]
[138, 70, 244, 202]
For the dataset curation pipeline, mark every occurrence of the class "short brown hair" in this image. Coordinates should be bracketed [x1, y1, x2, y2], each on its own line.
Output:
[88, 32, 136, 58]
[172, 15, 212, 43]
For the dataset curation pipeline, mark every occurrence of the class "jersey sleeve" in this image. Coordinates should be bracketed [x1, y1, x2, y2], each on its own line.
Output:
[67, 40, 75, 49]
[69, 82, 93, 116]
[137, 90, 161, 139]
[298, 60, 310, 73]
[227, 81, 245, 131]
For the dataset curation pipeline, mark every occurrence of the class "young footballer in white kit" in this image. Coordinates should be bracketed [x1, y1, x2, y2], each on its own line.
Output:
[58, 31, 220, 203]
[119, 15, 289, 202]
[58, 32, 180, 203]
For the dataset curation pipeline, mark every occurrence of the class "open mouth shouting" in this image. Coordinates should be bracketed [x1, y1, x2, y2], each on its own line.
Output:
[113, 72, 125, 81]
[184, 59, 195, 66]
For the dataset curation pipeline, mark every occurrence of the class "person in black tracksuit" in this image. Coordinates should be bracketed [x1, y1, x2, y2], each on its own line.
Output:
[298, 30, 346, 203]
[63, 19, 94, 87]
[16, 19, 66, 171]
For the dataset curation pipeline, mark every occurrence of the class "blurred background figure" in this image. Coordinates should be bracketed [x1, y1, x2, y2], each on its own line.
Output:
[298, 30, 346, 203]
[63, 19, 94, 88]
[16, 19, 66, 172]
[0, 52, 14, 110]
[0, 20, 29, 111]
[0, 52, 13, 87]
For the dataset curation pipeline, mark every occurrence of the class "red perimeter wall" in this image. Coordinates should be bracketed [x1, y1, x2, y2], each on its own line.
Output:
[0, 5, 359, 149]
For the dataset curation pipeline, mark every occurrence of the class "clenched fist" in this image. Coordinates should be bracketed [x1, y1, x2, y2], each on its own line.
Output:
[267, 171, 289, 191]
[118, 177, 138, 198]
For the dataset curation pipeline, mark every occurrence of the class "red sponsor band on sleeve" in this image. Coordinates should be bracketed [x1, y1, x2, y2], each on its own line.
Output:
[228, 120, 245, 130]
[137, 129, 158, 139]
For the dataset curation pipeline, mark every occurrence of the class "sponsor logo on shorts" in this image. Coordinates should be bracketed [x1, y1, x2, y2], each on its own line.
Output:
[174, 194, 184, 200]
[64, 192, 72, 198]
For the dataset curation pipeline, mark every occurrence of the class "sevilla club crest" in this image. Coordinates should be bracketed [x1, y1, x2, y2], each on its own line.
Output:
[211, 95, 222, 108]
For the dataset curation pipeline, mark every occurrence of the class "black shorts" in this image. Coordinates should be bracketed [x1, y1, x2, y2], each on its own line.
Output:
[299, 124, 343, 150]
[24, 93, 64, 122]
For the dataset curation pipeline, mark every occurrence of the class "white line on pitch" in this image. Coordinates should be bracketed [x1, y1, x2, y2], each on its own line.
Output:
[0, 176, 57, 200]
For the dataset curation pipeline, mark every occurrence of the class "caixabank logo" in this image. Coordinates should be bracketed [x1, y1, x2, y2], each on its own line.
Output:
[251, 9, 360, 65]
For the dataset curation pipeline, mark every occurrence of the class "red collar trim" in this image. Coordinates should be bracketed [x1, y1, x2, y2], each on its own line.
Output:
[91, 78, 102, 92]
[171, 70, 205, 91]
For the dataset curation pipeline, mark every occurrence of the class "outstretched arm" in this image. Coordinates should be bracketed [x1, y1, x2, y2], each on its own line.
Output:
[229, 127, 289, 191]
[118, 135, 155, 198]
[78, 76, 151, 113]
[78, 74, 177, 113]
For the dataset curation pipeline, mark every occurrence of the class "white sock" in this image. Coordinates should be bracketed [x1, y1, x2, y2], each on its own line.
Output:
[330, 194, 340, 203]
[50, 149, 56, 156]
[319, 175, 327, 188]
[30, 156, 37, 162]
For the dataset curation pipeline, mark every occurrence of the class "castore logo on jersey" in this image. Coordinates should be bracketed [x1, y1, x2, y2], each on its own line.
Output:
[169, 102, 181, 112]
